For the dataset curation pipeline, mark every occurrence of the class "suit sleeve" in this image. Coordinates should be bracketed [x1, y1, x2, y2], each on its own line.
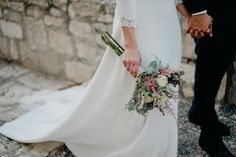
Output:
[116, 0, 137, 28]
[182, 0, 208, 14]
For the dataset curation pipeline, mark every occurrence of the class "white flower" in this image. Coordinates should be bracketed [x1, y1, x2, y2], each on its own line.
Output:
[159, 96, 169, 106]
[156, 75, 168, 87]
[144, 95, 154, 103]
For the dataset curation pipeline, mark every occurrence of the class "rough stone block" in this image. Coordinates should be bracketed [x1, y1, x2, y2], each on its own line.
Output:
[53, 0, 68, 11]
[69, 20, 92, 37]
[48, 29, 73, 56]
[69, 20, 96, 44]
[76, 42, 97, 59]
[2, 10, 22, 23]
[26, 5, 44, 18]
[180, 63, 195, 84]
[181, 83, 194, 98]
[9, 1, 25, 12]
[50, 7, 64, 17]
[44, 15, 65, 27]
[182, 33, 196, 60]
[68, 3, 76, 19]
[0, 20, 23, 39]
[97, 14, 113, 23]
[92, 23, 112, 34]
[27, 0, 48, 8]
[0, 37, 11, 59]
[10, 39, 19, 60]
[0, 9, 3, 18]
[37, 50, 63, 75]
[0, 1, 8, 8]
[68, 2, 101, 18]
[0, 37, 9, 57]
[24, 17, 47, 50]
[19, 41, 38, 69]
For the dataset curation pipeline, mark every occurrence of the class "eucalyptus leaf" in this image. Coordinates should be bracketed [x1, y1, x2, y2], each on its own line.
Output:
[148, 60, 158, 69]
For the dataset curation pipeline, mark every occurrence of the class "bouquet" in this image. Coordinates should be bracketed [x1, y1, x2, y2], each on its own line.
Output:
[101, 32, 184, 116]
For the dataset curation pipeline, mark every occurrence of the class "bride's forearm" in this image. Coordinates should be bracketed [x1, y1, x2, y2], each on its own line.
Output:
[121, 26, 138, 49]
[176, 4, 191, 19]
[121, 26, 140, 78]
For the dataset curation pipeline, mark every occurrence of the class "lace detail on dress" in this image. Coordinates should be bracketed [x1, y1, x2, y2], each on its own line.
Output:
[120, 16, 137, 28]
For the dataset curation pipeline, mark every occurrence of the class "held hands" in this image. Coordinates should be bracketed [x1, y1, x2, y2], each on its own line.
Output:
[122, 46, 141, 78]
[187, 13, 213, 39]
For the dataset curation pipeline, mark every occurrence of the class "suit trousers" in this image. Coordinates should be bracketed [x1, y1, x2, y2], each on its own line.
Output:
[191, 35, 235, 127]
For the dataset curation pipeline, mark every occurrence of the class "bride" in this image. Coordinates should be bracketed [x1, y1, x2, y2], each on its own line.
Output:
[0, 0, 190, 156]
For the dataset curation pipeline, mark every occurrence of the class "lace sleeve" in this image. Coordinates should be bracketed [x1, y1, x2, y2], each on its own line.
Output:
[175, 0, 183, 5]
[116, 0, 137, 28]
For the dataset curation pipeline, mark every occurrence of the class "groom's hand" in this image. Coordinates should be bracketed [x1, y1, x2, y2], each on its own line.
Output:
[187, 13, 213, 38]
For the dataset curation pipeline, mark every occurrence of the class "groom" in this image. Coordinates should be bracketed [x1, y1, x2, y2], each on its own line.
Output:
[182, 0, 235, 156]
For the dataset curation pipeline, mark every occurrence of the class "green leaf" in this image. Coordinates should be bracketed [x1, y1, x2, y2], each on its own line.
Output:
[144, 60, 159, 74]
[148, 60, 158, 69]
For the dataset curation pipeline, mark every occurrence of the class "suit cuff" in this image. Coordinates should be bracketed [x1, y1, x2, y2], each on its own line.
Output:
[192, 10, 207, 16]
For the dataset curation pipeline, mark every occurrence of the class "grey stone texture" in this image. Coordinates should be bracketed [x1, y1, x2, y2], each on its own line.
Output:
[0, 0, 115, 84]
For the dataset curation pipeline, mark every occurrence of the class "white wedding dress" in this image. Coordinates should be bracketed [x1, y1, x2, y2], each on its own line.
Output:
[0, 0, 182, 156]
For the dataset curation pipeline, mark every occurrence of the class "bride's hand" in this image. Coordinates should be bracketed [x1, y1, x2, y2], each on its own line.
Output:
[121, 26, 140, 78]
[122, 46, 141, 78]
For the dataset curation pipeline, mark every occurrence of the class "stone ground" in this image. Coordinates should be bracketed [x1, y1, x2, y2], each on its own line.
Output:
[0, 59, 235, 157]
[178, 98, 236, 157]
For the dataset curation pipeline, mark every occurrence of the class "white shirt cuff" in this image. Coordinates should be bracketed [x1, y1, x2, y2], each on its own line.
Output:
[192, 10, 207, 16]
[175, 0, 183, 5]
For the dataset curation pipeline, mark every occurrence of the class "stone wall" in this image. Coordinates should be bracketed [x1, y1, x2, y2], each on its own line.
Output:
[0, 0, 116, 83]
[0, 0, 197, 83]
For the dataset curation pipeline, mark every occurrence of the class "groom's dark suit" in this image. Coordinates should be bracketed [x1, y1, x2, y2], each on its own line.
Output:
[182, 0, 235, 156]
[183, 0, 236, 128]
